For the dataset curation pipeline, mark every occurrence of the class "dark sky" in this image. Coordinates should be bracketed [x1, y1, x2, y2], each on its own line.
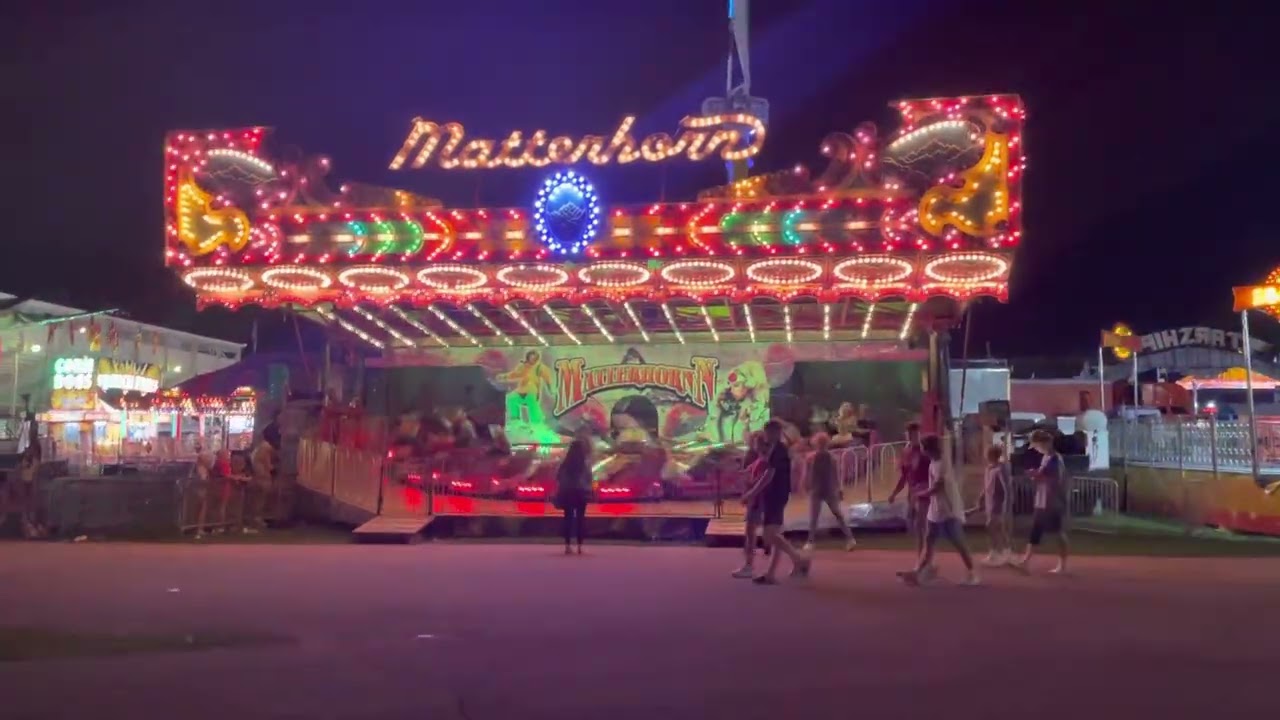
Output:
[6, 0, 1279, 355]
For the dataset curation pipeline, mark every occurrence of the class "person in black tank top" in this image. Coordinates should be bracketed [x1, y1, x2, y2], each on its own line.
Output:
[739, 421, 811, 584]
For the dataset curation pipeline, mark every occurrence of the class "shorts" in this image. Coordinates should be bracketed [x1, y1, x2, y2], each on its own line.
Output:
[926, 518, 964, 545]
[746, 500, 763, 524]
[761, 499, 786, 527]
[1029, 509, 1065, 545]
[907, 498, 930, 522]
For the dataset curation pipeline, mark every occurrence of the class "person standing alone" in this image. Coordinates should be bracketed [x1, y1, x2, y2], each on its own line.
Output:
[555, 437, 592, 555]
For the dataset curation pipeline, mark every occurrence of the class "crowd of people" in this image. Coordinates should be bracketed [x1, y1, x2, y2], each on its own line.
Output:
[190, 412, 283, 539]
[723, 421, 1071, 586]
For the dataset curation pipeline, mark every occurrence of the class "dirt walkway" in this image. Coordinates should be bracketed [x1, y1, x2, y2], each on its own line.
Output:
[1, 543, 1276, 719]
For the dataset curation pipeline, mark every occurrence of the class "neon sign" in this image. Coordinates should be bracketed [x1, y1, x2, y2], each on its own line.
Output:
[52, 357, 95, 390]
[389, 113, 766, 171]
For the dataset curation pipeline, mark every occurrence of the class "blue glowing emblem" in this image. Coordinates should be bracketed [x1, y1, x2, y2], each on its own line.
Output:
[533, 171, 602, 255]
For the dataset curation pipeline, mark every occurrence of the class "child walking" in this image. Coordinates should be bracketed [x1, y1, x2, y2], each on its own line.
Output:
[732, 433, 770, 578]
[899, 435, 979, 586]
[803, 433, 856, 552]
[969, 445, 1011, 565]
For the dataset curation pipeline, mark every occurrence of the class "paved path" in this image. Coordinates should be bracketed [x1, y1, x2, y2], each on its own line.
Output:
[1, 543, 1276, 719]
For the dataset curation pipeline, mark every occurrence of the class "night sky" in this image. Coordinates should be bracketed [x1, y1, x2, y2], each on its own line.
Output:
[7, 0, 1279, 356]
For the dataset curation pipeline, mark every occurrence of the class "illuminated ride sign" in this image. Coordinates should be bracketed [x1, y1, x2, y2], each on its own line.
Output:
[388, 113, 766, 171]
[553, 356, 719, 417]
[1233, 270, 1280, 319]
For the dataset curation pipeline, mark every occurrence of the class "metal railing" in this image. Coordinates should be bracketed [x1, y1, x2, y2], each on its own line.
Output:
[1010, 474, 1120, 518]
[296, 437, 385, 516]
[1109, 418, 1280, 476]
[16, 463, 289, 539]
[293, 437, 912, 522]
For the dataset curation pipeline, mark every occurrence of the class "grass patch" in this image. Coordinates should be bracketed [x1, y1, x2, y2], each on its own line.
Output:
[0, 627, 293, 663]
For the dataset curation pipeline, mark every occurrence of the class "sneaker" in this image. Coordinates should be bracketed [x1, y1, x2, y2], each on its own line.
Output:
[802, 542, 815, 552]
[563, 546, 573, 555]
[731, 565, 755, 579]
[963, 572, 982, 586]
[897, 570, 920, 586]
[845, 538, 857, 551]
[1049, 563, 1066, 575]
[576, 546, 584, 555]
[1010, 558, 1030, 574]
[752, 575, 779, 585]
[982, 552, 997, 564]
[919, 564, 938, 582]
[789, 559, 812, 579]
[997, 550, 1013, 565]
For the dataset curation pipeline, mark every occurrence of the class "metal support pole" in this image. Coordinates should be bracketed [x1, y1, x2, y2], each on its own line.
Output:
[1097, 346, 1107, 413]
[10, 351, 19, 417]
[1131, 353, 1139, 408]
[1210, 416, 1219, 483]
[1241, 310, 1261, 482]
[1177, 420, 1185, 477]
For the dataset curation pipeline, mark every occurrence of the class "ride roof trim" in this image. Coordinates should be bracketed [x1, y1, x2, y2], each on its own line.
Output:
[165, 95, 1025, 350]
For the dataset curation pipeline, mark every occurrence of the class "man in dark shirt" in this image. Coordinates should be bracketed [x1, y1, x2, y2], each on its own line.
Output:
[741, 421, 811, 584]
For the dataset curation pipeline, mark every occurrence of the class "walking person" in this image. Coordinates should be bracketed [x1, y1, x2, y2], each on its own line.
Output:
[969, 444, 1012, 564]
[1016, 430, 1071, 574]
[555, 437, 592, 555]
[732, 432, 770, 578]
[899, 435, 980, 586]
[742, 421, 811, 585]
[803, 433, 856, 552]
[888, 422, 935, 579]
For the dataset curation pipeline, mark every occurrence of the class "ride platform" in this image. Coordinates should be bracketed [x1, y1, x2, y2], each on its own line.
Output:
[352, 515, 437, 543]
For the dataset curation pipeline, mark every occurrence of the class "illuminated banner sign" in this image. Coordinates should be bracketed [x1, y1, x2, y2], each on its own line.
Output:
[96, 358, 161, 394]
[52, 356, 161, 395]
[470, 345, 773, 445]
[388, 113, 766, 171]
[1234, 284, 1280, 312]
[552, 357, 719, 417]
[52, 357, 95, 390]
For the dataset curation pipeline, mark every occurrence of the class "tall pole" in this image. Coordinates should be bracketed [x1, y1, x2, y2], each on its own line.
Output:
[10, 350, 19, 417]
[1241, 310, 1260, 481]
[1097, 346, 1106, 413]
[1131, 353, 1139, 407]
